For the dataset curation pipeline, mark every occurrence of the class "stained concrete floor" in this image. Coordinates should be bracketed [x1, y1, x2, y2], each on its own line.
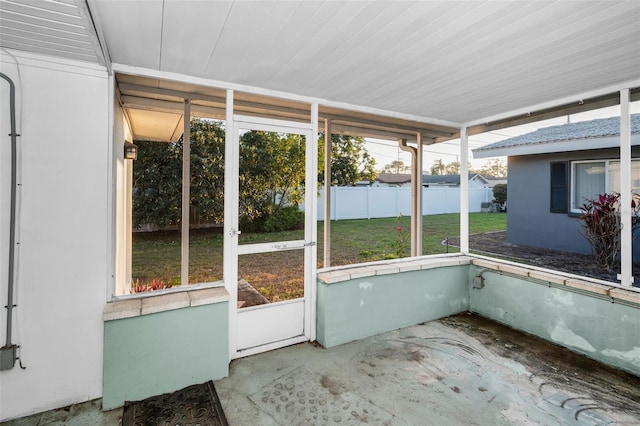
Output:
[4, 313, 640, 425]
[216, 313, 640, 425]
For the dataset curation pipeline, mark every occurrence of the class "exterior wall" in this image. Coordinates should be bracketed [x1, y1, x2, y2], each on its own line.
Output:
[507, 147, 640, 259]
[0, 51, 110, 421]
[316, 261, 470, 348]
[469, 265, 640, 376]
[102, 291, 229, 410]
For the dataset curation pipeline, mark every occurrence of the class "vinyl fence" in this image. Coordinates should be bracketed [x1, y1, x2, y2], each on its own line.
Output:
[312, 186, 493, 220]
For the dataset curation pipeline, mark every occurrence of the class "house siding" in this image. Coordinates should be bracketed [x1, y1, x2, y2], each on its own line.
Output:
[508, 147, 640, 260]
[0, 51, 110, 421]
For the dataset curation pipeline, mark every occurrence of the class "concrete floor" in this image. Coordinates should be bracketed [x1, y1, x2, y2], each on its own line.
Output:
[216, 313, 640, 425]
[4, 313, 639, 425]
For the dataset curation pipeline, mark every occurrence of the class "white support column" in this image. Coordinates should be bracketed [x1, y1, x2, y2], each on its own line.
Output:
[308, 103, 319, 342]
[180, 100, 191, 286]
[619, 89, 632, 287]
[416, 133, 423, 255]
[223, 89, 236, 358]
[324, 119, 332, 267]
[460, 127, 470, 254]
[125, 160, 133, 289]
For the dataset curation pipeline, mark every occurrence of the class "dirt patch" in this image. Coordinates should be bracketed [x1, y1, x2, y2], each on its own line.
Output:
[447, 231, 640, 284]
[440, 313, 640, 418]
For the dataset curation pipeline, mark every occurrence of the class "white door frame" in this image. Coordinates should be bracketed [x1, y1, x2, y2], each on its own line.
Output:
[225, 112, 318, 359]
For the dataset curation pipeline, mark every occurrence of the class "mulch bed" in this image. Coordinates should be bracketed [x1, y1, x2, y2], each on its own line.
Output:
[447, 231, 640, 285]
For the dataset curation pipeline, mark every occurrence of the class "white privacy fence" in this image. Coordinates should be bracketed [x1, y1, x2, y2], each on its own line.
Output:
[310, 186, 493, 220]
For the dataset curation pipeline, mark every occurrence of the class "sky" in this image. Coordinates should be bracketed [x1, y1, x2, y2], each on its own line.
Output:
[366, 102, 640, 173]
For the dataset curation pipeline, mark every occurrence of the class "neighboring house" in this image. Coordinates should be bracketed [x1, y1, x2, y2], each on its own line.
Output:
[373, 173, 412, 187]
[421, 174, 489, 188]
[484, 176, 508, 188]
[474, 114, 640, 259]
[373, 173, 490, 188]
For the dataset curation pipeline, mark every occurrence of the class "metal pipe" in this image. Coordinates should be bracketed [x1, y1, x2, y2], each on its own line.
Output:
[1, 71, 18, 348]
[399, 139, 419, 256]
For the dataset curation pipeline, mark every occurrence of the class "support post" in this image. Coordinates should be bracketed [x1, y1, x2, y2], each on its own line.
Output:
[460, 127, 470, 254]
[416, 133, 423, 255]
[619, 89, 632, 287]
[223, 89, 236, 358]
[180, 100, 191, 286]
[323, 119, 332, 267]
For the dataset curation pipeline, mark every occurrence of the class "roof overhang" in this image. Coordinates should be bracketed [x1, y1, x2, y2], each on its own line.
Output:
[474, 134, 640, 158]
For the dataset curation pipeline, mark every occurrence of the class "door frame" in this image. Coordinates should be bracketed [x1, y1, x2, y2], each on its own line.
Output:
[224, 113, 318, 359]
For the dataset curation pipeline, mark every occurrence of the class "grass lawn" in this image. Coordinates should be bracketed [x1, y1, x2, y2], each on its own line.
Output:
[131, 212, 507, 300]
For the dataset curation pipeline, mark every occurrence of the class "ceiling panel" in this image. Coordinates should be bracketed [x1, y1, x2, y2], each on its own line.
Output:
[159, 1, 232, 75]
[0, 0, 105, 64]
[2, 0, 638, 128]
[89, 0, 163, 69]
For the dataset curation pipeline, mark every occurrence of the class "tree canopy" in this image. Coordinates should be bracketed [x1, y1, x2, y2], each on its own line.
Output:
[478, 159, 507, 177]
[430, 159, 460, 175]
[382, 160, 410, 174]
[133, 120, 377, 229]
[318, 134, 377, 186]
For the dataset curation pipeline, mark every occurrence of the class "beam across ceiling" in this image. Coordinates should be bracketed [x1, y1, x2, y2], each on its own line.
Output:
[463, 88, 640, 140]
[116, 73, 460, 143]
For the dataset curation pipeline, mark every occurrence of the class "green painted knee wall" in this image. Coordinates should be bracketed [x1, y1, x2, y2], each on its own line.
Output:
[469, 266, 640, 376]
[102, 301, 229, 410]
[316, 265, 470, 348]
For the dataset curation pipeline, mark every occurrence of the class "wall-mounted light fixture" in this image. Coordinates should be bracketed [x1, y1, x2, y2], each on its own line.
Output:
[124, 142, 138, 160]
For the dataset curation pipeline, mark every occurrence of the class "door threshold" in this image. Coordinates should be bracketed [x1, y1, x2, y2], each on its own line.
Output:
[233, 335, 308, 360]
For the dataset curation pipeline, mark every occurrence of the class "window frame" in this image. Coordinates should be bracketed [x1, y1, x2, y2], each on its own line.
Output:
[569, 158, 639, 213]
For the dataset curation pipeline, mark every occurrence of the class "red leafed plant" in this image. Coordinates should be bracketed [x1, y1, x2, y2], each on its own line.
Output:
[130, 278, 171, 294]
[579, 193, 640, 271]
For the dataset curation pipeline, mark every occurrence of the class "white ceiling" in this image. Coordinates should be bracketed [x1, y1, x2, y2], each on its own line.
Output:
[0, 0, 105, 65]
[91, 0, 640, 125]
[2, 1, 639, 129]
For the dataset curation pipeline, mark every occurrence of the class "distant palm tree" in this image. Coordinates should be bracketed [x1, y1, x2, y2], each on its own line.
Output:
[431, 159, 446, 175]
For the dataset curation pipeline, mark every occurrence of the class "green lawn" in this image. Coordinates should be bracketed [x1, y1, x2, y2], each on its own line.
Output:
[131, 212, 507, 298]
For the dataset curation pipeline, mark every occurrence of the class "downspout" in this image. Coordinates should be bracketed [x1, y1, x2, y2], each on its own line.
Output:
[399, 138, 422, 256]
[0, 71, 19, 370]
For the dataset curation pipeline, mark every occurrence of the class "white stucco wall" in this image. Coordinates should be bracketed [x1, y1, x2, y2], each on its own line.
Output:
[0, 51, 110, 421]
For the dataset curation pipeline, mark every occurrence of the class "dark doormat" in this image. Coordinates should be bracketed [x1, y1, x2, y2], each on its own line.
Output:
[122, 381, 229, 426]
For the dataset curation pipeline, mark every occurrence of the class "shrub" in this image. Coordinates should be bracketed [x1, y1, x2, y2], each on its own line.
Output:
[578, 193, 640, 271]
[262, 206, 305, 232]
[130, 278, 172, 293]
[240, 205, 304, 233]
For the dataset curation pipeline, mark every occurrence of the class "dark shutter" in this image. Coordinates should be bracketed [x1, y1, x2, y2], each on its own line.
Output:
[550, 162, 568, 213]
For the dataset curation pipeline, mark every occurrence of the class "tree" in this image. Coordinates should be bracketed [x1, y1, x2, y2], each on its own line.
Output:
[318, 134, 377, 186]
[479, 159, 507, 177]
[239, 130, 306, 222]
[430, 159, 446, 175]
[383, 160, 409, 174]
[133, 120, 307, 229]
[444, 161, 461, 174]
[492, 183, 507, 205]
[132, 139, 183, 228]
[133, 119, 225, 228]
